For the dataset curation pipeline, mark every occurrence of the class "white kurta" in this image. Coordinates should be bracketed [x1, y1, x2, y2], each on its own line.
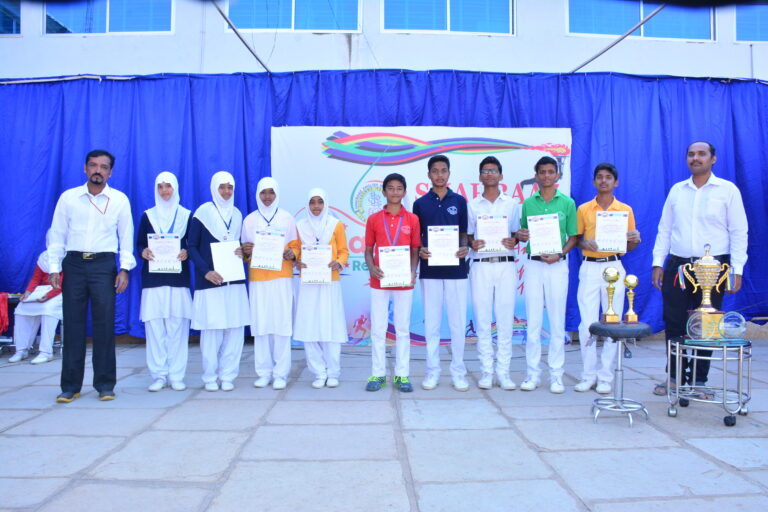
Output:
[248, 279, 293, 336]
[192, 283, 249, 330]
[293, 281, 347, 343]
[140, 286, 193, 322]
[14, 293, 63, 320]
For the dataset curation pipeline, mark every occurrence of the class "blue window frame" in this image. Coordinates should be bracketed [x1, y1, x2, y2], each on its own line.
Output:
[736, 2, 768, 42]
[45, 0, 171, 34]
[0, 0, 21, 35]
[384, 0, 513, 34]
[230, 0, 359, 31]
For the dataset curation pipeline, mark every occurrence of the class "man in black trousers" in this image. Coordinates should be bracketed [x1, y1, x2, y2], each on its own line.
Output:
[48, 149, 135, 402]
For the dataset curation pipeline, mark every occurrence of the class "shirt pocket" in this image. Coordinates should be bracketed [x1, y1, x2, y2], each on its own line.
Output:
[705, 198, 726, 222]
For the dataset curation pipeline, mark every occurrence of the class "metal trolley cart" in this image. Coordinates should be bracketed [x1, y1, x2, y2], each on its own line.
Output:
[667, 337, 752, 426]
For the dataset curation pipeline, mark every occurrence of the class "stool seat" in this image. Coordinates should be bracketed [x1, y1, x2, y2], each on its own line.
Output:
[589, 322, 651, 340]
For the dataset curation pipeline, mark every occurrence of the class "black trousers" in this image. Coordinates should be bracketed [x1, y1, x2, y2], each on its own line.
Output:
[662, 254, 729, 385]
[60, 253, 117, 393]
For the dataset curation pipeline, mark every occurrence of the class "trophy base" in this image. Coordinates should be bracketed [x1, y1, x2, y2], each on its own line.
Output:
[601, 313, 621, 324]
[623, 313, 638, 324]
[688, 310, 724, 339]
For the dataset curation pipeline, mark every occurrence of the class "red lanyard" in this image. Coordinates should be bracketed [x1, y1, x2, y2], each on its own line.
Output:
[88, 196, 110, 215]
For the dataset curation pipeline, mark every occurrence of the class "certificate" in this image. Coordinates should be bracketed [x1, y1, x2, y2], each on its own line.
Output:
[249, 227, 286, 271]
[147, 234, 182, 274]
[23, 285, 52, 302]
[301, 244, 332, 284]
[527, 213, 562, 256]
[476, 215, 508, 253]
[427, 225, 459, 266]
[211, 240, 245, 283]
[378, 245, 412, 288]
[595, 211, 629, 253]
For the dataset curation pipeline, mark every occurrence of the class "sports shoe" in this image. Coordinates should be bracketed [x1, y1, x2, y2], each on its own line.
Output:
[326, 378, 339, 388]
[204, 382, 219, 392]
[170, 381, 187, 391]
[30, 353, 53, 365]
[596, 380, 612, 394]
[221, 381, 235, 392]
[574, 378, 596, 392]
[421, 373, 439, 390]
[98, 390, 116, 401]
[520, 377, 539, 391]
[365, 376, 386, 391]
[550, 378, 565, 394]
[498, 374, 517, 391]
[452, 375, 469, 392]
[478, 372, 494, 389]
[253, 376, 271, 388]
[312, 378, 327, 389]
[394, 376, 413, 392]
[56, 391, 80, 403]
[272, 378, 287, 390]
[9, 350, 28, 363]
[148, 378, 166, 392]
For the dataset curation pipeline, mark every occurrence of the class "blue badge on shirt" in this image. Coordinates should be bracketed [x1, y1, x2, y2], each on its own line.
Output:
[447, 206, 458, 215]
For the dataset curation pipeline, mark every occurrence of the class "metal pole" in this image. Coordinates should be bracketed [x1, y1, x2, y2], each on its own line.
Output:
[210, 0, 272, 73]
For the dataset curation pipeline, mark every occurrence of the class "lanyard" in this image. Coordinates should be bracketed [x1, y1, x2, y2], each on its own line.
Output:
[258, 209, 278, 227]
[88, 196, 110, 215]
[160, 208, 179, 234]
[383, 214, 403, 246]
[213, 205, 232, 232]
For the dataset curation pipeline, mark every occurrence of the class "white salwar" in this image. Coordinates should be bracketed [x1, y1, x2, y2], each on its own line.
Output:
[141, 286, 192, 382]
[295, 281, 346, 380]
[249, 279, 293, 380]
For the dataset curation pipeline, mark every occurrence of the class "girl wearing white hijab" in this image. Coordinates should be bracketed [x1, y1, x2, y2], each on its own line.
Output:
[289, 188, 349, 388]
[136, 172, 193, 392]
[241, 176, 298, 390]
[188, 171, 250, 392]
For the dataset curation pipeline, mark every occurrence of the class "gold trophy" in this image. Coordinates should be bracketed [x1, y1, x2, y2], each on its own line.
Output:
[600, 267, 621, 324]
[681, 244, 731, 339]
[623, 274, 639, 323]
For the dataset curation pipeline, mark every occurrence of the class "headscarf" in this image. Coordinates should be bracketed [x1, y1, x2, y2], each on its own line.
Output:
[193, 171, 242, 241]
[146, 172, 190, 235]
[297, 188, 338, 245]
[255, 176, 279, 225]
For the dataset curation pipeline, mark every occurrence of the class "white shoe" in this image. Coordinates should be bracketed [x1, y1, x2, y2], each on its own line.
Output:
[452, 375, 469, 392]
[221, 381, 235, 392]
[574, 379, 596, 392]
[312, 378, 326, 389]
[253, 376, 271, 388]
[497, 374, 517, 391]
[596, 380, 612, 394]
[478, 372, 494, 389]
[9, 350, 28, 363]
[147, 378, 166, 392]
[520, 378, 539, 391]
[421, 374, 439, 390]
[30, 353, 53, 365]
[170, 381, 187, 391]
[272, 378, 287, 390]
[326, 378, 339, 388]
[204, 382, 219, 392]
[550, 378, 565, 394]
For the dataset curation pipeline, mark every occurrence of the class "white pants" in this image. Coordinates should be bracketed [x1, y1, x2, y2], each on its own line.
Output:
[304, 342, 341, 379]
[145, 317, 190, 382]
[200, 327, 244, 384]
[470, 262, 517, 376]
[524, 258, 569, 381]
[13, 314, 58, 356]
[421, 278, 468, 378]
[370, 288, 413, 378]
[254, 334, 292, 380]
[577, 260, 626, 383]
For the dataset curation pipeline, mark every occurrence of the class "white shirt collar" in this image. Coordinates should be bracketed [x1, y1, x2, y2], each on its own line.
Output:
[684, 172, 723, 189]
[81, 182, 112, 198]
[477, 192, 509, 205]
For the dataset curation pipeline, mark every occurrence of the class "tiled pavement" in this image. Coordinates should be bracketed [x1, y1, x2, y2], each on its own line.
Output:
[1, 339, 767, 511]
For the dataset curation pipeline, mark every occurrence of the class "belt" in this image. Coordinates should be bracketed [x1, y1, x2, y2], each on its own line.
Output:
[583, 255, 621, 262]
[670, 253, 729, 264]
[473, 256, 515, 263]
[528, 254, 566, 262]
[67, 251, 113, 261]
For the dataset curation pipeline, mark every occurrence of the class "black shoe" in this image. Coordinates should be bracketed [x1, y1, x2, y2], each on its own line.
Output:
[98, 390, 116, 401]
[56, 391, 80, 403]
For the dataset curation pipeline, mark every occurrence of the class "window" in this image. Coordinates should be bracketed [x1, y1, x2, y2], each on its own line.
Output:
[569, 0, 712, 40]
[45, 0, 172, 34]
[384, 0, 513, 34]
[0, 0, 21, 35]
[736, 1, 768, 41]
[229, 0, 359, 31]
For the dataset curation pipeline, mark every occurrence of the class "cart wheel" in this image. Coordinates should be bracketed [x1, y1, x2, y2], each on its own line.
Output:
[679, 398, 689, 407]
[667, 407, 677, 417]
[724, 415, 736, 427]
[738, 407, 749, 416]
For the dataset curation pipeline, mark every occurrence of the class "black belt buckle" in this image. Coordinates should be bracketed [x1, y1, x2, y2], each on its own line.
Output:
[82, 252, 94, 260]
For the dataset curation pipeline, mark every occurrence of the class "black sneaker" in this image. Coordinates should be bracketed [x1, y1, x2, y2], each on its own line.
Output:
[56, 391, 80, 403]
[365, 376, 386, 391]
[98, 390, 116, 401]
[394, 376, 413, 393]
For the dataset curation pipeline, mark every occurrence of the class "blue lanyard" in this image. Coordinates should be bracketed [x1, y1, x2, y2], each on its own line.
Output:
[258, 209, 278, 226]
[159, 208, 179, 234]
[383, 214, 403, 246]
[213, 205, 232, 232]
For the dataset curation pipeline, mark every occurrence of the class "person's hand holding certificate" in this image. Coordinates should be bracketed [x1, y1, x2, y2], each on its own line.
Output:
[476, 215, 508, 253]
[426, 225, 459, 266]
[378, 246, 411, 288]
[211, 240, 246, 283]
[527, 213, 562, 256]
[595, 211, 629, 253]
[250, 227, 286, 271]
[147, 234, 182, 273]
[300, 245, 332, 284]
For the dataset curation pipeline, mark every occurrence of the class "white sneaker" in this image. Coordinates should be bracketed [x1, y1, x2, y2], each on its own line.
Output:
[478, 372, 494, 389]
[574, 378, 596, 392]
[326, 378, 339, 388]
[498, 374, 517, 391]
[596, 380, 612, 394]
[253, 376, 271, 388]
[170, 381, 187, 391]
[520, 377, 539, 391]
[30, 353, 53, 365]
[204, 382, 219, 392]
[312, 378, 326, 389]
[221, 381, 235, 392]
[272, 378, 287, 390]
[452, 375, 469, 392]
[9, 350, 28, 363]
[550, 378, 565, 394]
[421, 374, 439, 390]
[147, 378, 166, 392]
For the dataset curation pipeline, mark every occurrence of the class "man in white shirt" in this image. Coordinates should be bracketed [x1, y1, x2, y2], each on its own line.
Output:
[651, 141, 748, 392]
[48, 150, 136, 403]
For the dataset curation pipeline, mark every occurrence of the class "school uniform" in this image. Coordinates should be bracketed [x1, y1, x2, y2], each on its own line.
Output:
[13, 254, 62, 359]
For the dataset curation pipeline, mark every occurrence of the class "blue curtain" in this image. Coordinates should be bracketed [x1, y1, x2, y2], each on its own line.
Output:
[1, 71, 766, 337]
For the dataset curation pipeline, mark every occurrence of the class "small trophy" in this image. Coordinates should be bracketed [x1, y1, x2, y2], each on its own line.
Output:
[600, 267, 621, 324]
[623, 274, 639, 323]
[681, 244, 731, 339]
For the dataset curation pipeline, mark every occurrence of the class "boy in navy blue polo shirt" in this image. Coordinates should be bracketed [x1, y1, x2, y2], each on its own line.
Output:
[413, 155, 470, 392]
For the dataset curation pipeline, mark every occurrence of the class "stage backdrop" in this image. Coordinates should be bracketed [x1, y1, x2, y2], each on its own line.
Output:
[1, 71, 766, 339]
[272, 126, 571, 345]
